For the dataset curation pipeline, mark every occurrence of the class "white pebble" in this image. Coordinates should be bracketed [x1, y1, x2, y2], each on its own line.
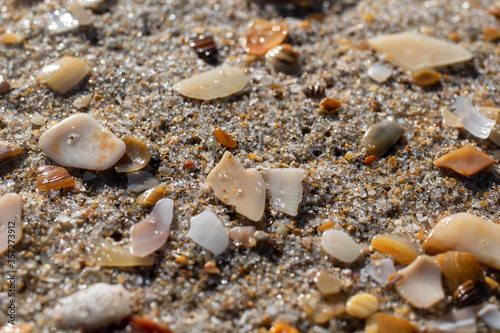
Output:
[321, 229, 361, 263]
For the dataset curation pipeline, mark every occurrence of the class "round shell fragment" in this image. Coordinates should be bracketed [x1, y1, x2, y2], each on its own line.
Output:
[0, 141, 22, 162]
[321, 229, 362, 263]
[114, 135, 151, 173]
[346, 293, 379, 319]
[37, 56, 90, 94]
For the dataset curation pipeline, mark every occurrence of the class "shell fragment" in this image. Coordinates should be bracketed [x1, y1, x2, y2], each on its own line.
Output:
[37, 56, 90, 93]
[321, 229, 362, 263]
[262, 168, 304, 216]
[187, 210, 229, 255]
[0, 193, 23, 256]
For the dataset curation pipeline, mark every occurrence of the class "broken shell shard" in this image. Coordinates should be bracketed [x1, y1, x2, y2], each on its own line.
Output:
[426, 307, 477, 333]
[478, 304, 500, 331]
[454, 97, 496, 139]
[130, 198, 173, 257]
[371, 234, 422, 265]
[47, 10, 80, 35]
[433, 145, 494, 176]
[127, 171, 159, 193]
[367, 64, 392, 83]
[66, 1, 93, 26]
[362, 121, 403, 158]
[366, 313, 417, 333]
[213, 126, 237, 148]
[207, 152, 265, 221]
[39, 113, 126, 170]
[174, 67, 247, 101]
[243, 19, 287, 56]
[321, 229, 361, 263]
[88, 237, 154, 267]
[187, 210, 229, 255]
[36, 165, 76, 191]
[346, 293, 379, 319]
[262, 168, 304, 216]
[423, 212, 500, 269]
[37, 56, 90, 93]
[366, 259, 396, 285]
[393, 255, 445, 309]
[114, 135, 152, 173]
[411, 68, 442, 86]
[314, 270, 341, 296]
[266, 44, 301, 75]
[368, 32, 473, 71]
[229, 226, 256, 247]
[0, 141, 22, 161]
[0, 193, 22, 255]
[434, 251, 483, 292]
[136, 185, 167, 205]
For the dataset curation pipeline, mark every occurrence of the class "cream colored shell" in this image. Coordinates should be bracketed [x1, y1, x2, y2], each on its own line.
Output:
[346, 293, 379, 319]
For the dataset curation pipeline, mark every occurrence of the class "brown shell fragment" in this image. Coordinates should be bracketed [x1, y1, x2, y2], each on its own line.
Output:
[189, 35, 219, 64]
[0, 32, 23, 45]
[434, 251, 483, 292]
[365, 313, 417, 333]
[0, 141, 22, 161]
[453, 279, 491, 308]
[411, 68, 442, 86]
[482, 27, 500, 42]
[203, 261, 220, 274]
[372, 234, 422, 265]
[243, 19, 287, 56]
[36, 165, 76, 191]
[433, 144, 495, 176]
[304, 84, 325, 98]
[319, 97, 342, 114]
[136, 185, 167, 205]
[213, 126, 237, 148]
[114, 135, 151, 173]
[0, 76, 10, 94]
[269, 320, 299, 333]
[266, 44, 300, 75]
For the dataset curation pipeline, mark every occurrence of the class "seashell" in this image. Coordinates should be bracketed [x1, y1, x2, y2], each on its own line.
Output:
[0, 193, 23, 255]
[207, 152, 265, 221]
[366, 258, 396, 285]
[269, 320, 299, 333]
[441, 108, 463, 128]
[213, 126, 237, 148]
[453, 279, 490, 308]
[366, 313, 417, 333]
[88, 236, 154, 267]
[187, 210, 229, 255]
[411, 68, 442, 86]
[37, 56, 90, 94]
[174, 67, 247, 101]
[73, 94, 92, 109]
[66, 1, 93, 26]
[393, 255, 445, 309]
[189, 35, 219, 64]
[266, 44, 301, 75]
[39, 113, 126, 170]
[433, 145, 494, 176]
[434, 251, 483, 292]
[371, 234, 422, 265]
[127, 171, 159, 193]
[423, 212, 500, 269]
[203, 261, 220, 274]
[482, 27, 500, 42]
[242, 19, 287, 56]
[0, 32, 23, 45]
[367, 64, 392, 83]
[47, 10, 80, 35]
[0, 76, 10, 94]
[321, 229, 362, 263]
[229, 226, 256, 247]
[299, 292, 346, 324]
[262, 168, 304, 216]
[454, 97, 495, 139]
[314, 270, 341, 296]
[478, 304, 500, 331]
[368, 32, 473, 71]
[136, 185, 167, 206]
[45, 283, 132, 330]
[361, 121, 403, 158]
[346, 293, 379, 319]
[36, 165, 76, 191]
[0, 141, 22, 161]
[114, 135, 151, 173]
[115, 316, 174, 333]
[319, 97, 342, 114]
[303, 84, 325, 98]
[426, 307, 477, 333]
[130, 198, 173, 257]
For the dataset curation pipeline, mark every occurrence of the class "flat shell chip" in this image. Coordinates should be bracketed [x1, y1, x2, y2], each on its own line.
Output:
[321, 229, 361, 263]
[0, 193, 23, 255]
[37, 56, 90, 94]
[433, 145, 494, 176]
[187, 210, 229, 255]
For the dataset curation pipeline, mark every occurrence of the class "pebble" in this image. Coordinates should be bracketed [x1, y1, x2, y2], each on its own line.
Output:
[266, 44, 301, 75]
[187, 210, 229, 255]
[243, 19, 287, 56]
[0, 193, 23, 255]
[88, 236, 154, 267]
[73, 94, 93, 109]
[371, 234, 422, 265]
[314, 270, 341, 296]
[36, 165, 75, 192]
[262, 168, 304, 216]
[423, 212, 500, 269]
[45, 283, 132, 330]
[345, 293, 379, 319]
[203, 261, 220, 274]
[0, 76, 10, 94]
[31, 113, 48, 126]
[433, 145, 495, 176]
[114, 135, 151, 173]
[174, 67, 248, 101]
[367, 64, 392, 83]
[0, 141, 22, 162]
[229, 226, 257, 247]
[39, 113, 126, 170]
[361, 121, 403, 158]
[321, 229, 361, 263]
[127, 171, 159, 193]
[37, 56, 90, 94]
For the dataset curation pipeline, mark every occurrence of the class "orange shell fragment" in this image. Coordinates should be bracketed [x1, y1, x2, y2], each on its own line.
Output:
[433, 145, 495, 176]
[243, 19, 287, 56]
[269, 320, 299, 333]
[214, 126, 237, 148]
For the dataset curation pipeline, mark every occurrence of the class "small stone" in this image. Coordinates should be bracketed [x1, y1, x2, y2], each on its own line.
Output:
[321, 229, 362, 263]
[362, 121, 403, 158]
[31, 113, 48, 126]
[37, 56, 90, 94]
[346, 293, 379, 319]
[0, 193, 23, 255]
[73, 94, 93, 109]
[203, 260, 220, 274]
[319, 97, 342, 114]
[0, 76, 11, 94]
[433, 145, 494, 176]
[229, 226, 257, 247]
[127, 171, 159, 193]
[411, 68, 442, 86]
[314, 270, 341, 296]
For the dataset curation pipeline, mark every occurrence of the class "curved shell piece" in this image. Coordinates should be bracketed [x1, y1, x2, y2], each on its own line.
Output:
[393, 255, 445, 309]
[453, 279, 490, 308]
[434, 251, 483, 292]
[423, 212, 500, 269]
[136, 185, 167, 205]
[368, 32, 473, 71]
[207, 152, 265, 221]
[130, 198, 173, 257]
[362, 121, 403, 158]
[0, 193, 22, 255]
[187, 210, 229, 255]
[371, 234, 422, 265]
[0, 141, 22, 161]
[346, 293, 379, 319]
[39, 113, 126, 170]
[321, 229, 361, 263]
[36, 165, 75, 191]
[433, 145, 494, 176]
[37, 56, 90, 93]
[88, 237, 154, 267]
[243, 19, 287, 56]
[366, 313, 417, 333]
[174, 67, 248, 101]
[114, 135, 151, 173]
[127, 171, 159, 193]
[262, 168, 304, 216]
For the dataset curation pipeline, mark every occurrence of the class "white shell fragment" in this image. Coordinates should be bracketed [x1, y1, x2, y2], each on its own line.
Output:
[37, 56, 90, 94]
[366, 258, 396, 285]
[321, 229, 362, 263]
[367, 64, 392, 83]
[45, 283, 132, 330]
[454, 97, 495, 139]
[130, 198, 173, 257]
[174, 67, 248, 101]
[368, 32, 473, 71]
[262, 168, 304, 216]
[47, 10, 80, 35]
[478, 304, 500, 330]
[127, 171, 159, 193]
[427, 307, 477, 333]
[187, 210, 229, 255]
[0, 193, 23, 256]
[207, 152, 265, 221]
[393, 255, 445, 309]
[67, 1, 93, 26]
[39, 113, 126, 170]
[89, 237, 154, 267]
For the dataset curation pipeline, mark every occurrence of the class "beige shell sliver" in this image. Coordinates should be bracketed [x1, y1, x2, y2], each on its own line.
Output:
[262, 168, 304, 216]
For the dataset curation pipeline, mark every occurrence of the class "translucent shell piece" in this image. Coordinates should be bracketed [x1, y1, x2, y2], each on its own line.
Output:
[37, 56, 90, 93]
[213, 126, 237, 148]
[345, 293, 379, 319]
[187, 210, 229, 255]
[36, 165, 76, 191]
[361, 121, 403, 158]
[0, 193, 22, 255]
[371, 234, 422, 265]
[321, 229, 362, 263]
[39, 113, 126, 170]
[136, 185, 167, 205]
[366, 313, 417, 333]
[423, 212, 500, 269]
[433, 145, 494, 176]
[434, 251, 483, 292]
[174, 67, 248, 101]
[114, 135, 151, 173]
[88, 237, 154, 267]
[262, 168, 304, 216]
[0, 141, 22, 161]
[478, 304, 500, 331]
[243, 19, 287, 56]
[411, 68, 442, 86]
[207, 152, 265, 221]
[266, 44, 301, 75]
[368, 32, 473, 71]
[127, 171, 159, 193]
[130, 198, 173, 257]
[314, 270, 341, 296]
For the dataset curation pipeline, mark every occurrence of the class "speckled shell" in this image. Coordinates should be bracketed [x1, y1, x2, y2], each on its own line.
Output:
[435, 251, 483, 292]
